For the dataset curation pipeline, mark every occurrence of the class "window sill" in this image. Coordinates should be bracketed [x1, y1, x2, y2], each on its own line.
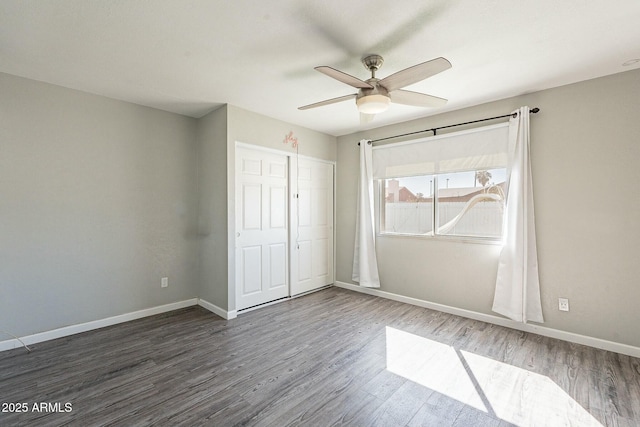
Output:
[377, 232, 503, 246]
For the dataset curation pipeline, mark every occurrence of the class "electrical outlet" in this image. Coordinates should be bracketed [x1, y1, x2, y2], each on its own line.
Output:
[558, 298, 569, 312]
[161, 277, 168, 288]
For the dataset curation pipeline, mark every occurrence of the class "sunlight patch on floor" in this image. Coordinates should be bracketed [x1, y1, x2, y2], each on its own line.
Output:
[385, 326, 602, 426]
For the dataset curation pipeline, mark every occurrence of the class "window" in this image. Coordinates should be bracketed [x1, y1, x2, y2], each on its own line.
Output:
[382, 175, 434, 235]
[373, 123, 510, 241]
[437, 169, 506, 238]
[380, 168, 506, 239]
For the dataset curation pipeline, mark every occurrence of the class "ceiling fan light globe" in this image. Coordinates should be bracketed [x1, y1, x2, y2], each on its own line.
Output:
[357, 94, 390, 114]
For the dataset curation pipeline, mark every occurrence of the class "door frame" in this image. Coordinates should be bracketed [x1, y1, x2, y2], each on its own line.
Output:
[229, 142, 336, 314]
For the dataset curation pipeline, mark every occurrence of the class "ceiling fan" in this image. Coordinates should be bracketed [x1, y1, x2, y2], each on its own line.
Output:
[298, 54, 451, 118]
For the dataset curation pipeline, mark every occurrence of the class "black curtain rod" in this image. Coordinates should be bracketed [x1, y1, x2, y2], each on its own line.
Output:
[359, 107, 540, 145]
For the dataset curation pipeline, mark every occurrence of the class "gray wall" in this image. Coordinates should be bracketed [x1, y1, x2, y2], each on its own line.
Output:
[336, 68, 640, 348]
[227, 104, 337, 161]
[0, 73, 200, 337]
[196, 105, 229, 309]
[0, 75, 337, 339]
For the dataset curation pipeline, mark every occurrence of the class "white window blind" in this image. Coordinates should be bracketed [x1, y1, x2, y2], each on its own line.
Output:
[372, 122, 510, 179]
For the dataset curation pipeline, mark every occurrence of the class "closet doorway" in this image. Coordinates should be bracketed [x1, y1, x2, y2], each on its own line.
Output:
[235, 145, 334, 311]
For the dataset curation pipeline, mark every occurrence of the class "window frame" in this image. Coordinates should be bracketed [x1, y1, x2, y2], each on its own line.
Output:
[377, 169, 506, 244]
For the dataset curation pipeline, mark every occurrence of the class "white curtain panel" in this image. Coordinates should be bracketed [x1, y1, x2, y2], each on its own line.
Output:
[492, 107, 544, 323]
[352, 140, 380, 288]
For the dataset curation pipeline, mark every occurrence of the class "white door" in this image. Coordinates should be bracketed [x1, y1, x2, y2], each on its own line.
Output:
[235, 147, 289, 310]
[291, 158, 334, 296]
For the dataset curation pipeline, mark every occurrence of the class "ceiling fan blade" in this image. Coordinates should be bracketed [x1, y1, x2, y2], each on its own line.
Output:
[315, 66, 374, 89]
[298, 93, 357, 110]
[379, 57, 451, 91]
[390, 89, 448, 108]
[360, 112, 375, 124]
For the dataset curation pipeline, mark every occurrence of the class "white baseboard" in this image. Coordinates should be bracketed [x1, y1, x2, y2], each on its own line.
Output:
[0, 299, 198, 353]
[334, 281, 640, 359]
[198, 298, 237, 320]
[5, 285, 637, 359]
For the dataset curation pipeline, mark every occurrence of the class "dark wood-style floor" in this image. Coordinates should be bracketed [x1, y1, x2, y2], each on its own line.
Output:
[1, 287, 639, 427]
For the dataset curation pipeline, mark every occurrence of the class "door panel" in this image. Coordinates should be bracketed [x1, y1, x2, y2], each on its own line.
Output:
[315, 238, 329, 276]
[241, 246, 262, 295]
[297, 240, 312, 282]
[236, 147, 289, 310]
[269, 162, 286, 178]
[270, 187, 286, 229]
[242, 158, 261, 175]
[299, 188, 312, 226]
[242, 184, 261, 230]
[290, 158, 334, 296]
[268, 243, 287, 289]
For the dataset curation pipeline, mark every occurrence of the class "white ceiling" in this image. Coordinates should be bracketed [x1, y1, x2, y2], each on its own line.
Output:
[2, 0, 639, 136]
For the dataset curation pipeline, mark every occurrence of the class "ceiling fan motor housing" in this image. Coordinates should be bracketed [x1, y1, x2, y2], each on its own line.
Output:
[356, 79, 390, 114]
[357, 79, 389, 99]
[357, 55, 391, 113]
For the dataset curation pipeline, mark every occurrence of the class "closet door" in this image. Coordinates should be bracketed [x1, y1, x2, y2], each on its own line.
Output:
[291, 158, 334, 296]
[235, 147, 289, 310]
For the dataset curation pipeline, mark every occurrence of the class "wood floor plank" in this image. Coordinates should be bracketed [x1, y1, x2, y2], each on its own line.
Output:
[373, 380, 435, 425]
[360, 368, 407, 401]
[407, 391, 467, 426]
[452, 405, 502, 427]
[1, 287, 638, 426]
